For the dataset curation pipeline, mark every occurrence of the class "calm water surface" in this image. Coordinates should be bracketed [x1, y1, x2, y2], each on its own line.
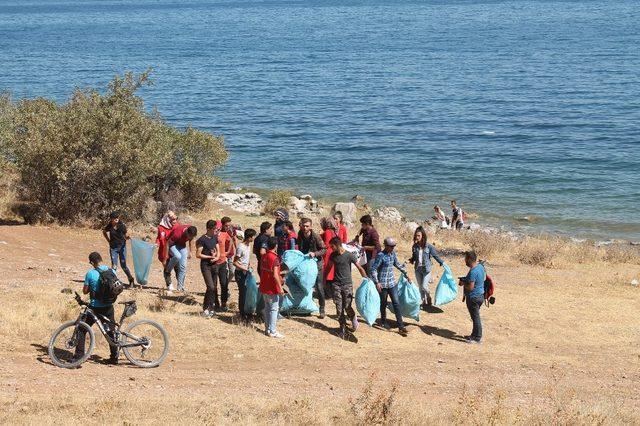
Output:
[1, 0, 639, 240]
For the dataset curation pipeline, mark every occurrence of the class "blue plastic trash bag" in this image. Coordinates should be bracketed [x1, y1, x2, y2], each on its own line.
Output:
[280, 250, 318, 315]
[355, 278, 380, 326]
[434, 264, 458, 306]
[387, 275, 421, 322]
[244, 273, 263, 314]
[130, 238, 155, 285]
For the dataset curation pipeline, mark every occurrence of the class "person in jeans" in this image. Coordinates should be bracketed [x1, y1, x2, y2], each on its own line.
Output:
[350, 214, 381, 278]
[297, 217, 327, 318]
[164, 224, 197, 293]
[253, 221, 272, 275]
[459, 251, 486, 344]
[234, 228, 256, 322]
[409, 226, 444, 309]
[259, 237, 285, 338]
[325, 237, 367, 338]
[156, 211, 179, 281]
[196, 220, 221, 318]
[102, 211, 134, 286]
[75, 252, 119, 364]
[371, 237, 409, 335]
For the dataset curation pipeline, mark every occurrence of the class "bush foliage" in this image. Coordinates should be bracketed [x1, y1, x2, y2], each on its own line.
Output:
[0, 71, 227, 224]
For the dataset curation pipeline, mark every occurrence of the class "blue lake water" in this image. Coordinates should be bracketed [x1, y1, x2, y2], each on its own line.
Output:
[1, 0, 639, 240]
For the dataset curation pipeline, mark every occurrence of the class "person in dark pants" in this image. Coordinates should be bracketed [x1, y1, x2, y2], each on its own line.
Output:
[459, 251, 486, 344]
[371, 237, 409, 335]
[102, 211, 134, 286]
[297, 217, 327, 318]
[234, 228, 256, 322]
[196, 220, 221, 318]
[350, 214, 381, 278]
[213, 221, 231, 311]
[325, 237, 367, 338]
[75, 252, 119, 364]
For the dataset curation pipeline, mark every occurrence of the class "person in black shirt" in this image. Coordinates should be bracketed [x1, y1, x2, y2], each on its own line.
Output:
[297, 217, 327, 318]
[102, 211, 134, 286]
[253, 221, 272, 276]
[196, 220, 221, 318]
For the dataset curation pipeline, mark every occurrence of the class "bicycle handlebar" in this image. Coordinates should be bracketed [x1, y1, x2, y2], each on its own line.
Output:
[74, 291, 88, 306]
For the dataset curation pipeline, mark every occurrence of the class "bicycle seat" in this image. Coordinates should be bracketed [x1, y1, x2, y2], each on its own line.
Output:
[118, 300, 136, 305]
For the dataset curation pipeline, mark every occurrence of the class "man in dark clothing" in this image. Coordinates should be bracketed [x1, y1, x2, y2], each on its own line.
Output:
[102, 211, 134, 286]
[325, 237, 367, 338]
[350, 214, 381, 278]
[195, 220, 220, 318]
[297, 217, 327, 318]
[253, 221, 272, 276]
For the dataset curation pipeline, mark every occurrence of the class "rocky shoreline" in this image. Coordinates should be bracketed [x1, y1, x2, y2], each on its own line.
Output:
[209, 190, 639, 248]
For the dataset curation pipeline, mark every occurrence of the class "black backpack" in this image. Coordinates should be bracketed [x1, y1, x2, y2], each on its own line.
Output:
[94, 268, 124, 304]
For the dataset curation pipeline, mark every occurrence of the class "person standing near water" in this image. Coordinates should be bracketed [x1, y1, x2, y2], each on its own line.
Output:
[409, 226, 444, 309]
[157, 211, 179, 283]
[164, 224, 198, 293]
[102, 211, 135, 286]
[259, 237, 285, 338]
[333, 211, 349, 242]
[433, 205, 450, 229]
[234, 228, 256, 322]
[350, 214, 381, 278]
[253, 221, 273, 275]
[196, 220, 221, 318]
[451, 200, 464, 230]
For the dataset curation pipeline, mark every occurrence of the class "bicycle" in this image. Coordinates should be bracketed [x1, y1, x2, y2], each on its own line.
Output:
[48, 292, 169, 369]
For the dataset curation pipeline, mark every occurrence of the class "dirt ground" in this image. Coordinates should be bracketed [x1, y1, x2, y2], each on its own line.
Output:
[0, 212, 639, 425]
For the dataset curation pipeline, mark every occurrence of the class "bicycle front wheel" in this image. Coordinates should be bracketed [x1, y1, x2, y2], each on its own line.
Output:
[121, 319, 169, 368]
[48, 320, 95, 369]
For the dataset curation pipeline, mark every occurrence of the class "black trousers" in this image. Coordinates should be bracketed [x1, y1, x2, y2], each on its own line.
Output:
[315, 264, 325, 311]
[466, 296, 483, 341]
[332, 282, 355, 326]
[201, 261, 229, 310]
[75, 305, 118, 360]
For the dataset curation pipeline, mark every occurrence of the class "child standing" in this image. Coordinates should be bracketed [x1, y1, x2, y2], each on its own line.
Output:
[234, 228, 256, 322]
[259, 237, 285, 338]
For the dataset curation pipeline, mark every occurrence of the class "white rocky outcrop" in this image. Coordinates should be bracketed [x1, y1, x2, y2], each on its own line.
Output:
[374, 206, 403, 223]
[211, 193, 264, 214]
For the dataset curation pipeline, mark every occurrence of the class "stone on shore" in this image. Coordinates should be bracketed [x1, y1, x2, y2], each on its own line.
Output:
[212, 193, 264, 214]
[331, 202, 357, 227]
[405, 221, 420, 234]
[374, 206, 403, 223]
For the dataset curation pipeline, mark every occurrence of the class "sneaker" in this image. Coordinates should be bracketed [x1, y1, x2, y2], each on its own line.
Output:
[420, 303, 428, 311]
[465, 337, 481, 344]
[399, 327, 409, 336]
[338, 328, 346, 339]
[128, 277, 135, 287]
[220, 305, 229, 313]
[106, 358, 119, 365]
[351, 316, 359, 332]
[269, 331, 284, 339]
[318, 310, 326, 319]
[201, 310, 214, 318]
[382, 321, 391, 330]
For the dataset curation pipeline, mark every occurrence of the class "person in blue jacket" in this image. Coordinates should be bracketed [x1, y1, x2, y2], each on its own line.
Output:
[408, 226, 444, 309]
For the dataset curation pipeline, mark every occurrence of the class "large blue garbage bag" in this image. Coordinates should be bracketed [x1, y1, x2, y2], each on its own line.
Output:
[130, 238, 155, 285]
[281, 250, 318, 314]
[244, 273, 264, 314]
[434, 264, 458, 306]
[387, 275, 421, 322]
[355, 278, 380, 326]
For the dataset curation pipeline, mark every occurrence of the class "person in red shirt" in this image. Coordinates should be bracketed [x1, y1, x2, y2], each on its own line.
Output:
[157, 211, 179, 284]
[333, 211, 349, 243]
[214, 220, 234, 311]
[164, 224, 197, 293]
[259, 237, 285, 338]
[320, 217, 340, 295]
[221, 216, 237, 283]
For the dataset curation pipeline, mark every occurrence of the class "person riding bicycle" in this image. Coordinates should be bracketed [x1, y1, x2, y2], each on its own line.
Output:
[74, 252, 119, 365]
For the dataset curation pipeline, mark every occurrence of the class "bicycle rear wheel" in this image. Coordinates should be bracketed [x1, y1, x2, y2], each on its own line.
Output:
[48, 320, 95, 369]
[121, 319, 169, 368]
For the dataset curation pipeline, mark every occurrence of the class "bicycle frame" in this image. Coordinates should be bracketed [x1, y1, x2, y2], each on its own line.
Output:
[74, 306, 148, 350]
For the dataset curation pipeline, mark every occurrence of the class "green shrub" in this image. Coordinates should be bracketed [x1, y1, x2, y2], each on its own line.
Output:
[263, 189, 293, 215]
[2, 70, 227, 225]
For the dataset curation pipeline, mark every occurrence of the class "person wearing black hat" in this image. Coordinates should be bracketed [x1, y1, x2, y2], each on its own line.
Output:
[370, 237, 409, 335]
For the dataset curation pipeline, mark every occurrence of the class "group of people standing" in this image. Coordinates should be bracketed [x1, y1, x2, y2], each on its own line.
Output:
[100, 201, 486, 343]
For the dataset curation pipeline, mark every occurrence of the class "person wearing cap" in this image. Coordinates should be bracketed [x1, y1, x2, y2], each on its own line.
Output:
[370, 237, 409, 335]
[102, 211, 135, 286]
[196, 220, 221, 318]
